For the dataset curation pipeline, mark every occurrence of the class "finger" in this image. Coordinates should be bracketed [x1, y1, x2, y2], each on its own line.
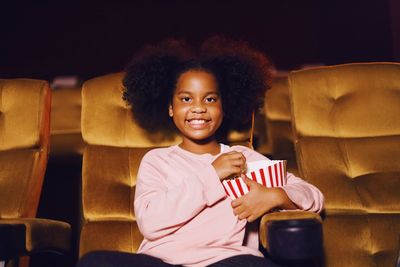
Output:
[231, 159, 246, 169]
[233, 205, 246, 216]
[232, 207, 239, 216]
[226, 154, 246, 168]
[238, 211, 250, 220]
[232, 166, 242, 176]
[232, 207, 240, 216]
[235, 152, 246, 164]
[239, 154, 247, 172]
[241, 164, 247, 173]
[247, 215, 257, 222]
[226, 151, 245, 160]
[229, 155, 245, 165]
[221, 153, 240, 164]
[225, 151, 241, 157]
[242, 175, 255, 187]
[224, 165, 242, 177]
[218, 152, 237, 161]
[231, 199, 241, 208]
[240, 153, 246, 165]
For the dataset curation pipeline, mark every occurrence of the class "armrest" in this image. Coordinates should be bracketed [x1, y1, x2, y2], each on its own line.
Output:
[397, 241, 400, 267]
[0, 218, 71, 257]
[0, 224, 26, 261]
[260, 211, 322, 262]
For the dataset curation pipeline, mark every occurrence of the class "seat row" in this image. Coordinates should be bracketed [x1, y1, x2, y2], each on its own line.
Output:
[1, 62, 399, 267]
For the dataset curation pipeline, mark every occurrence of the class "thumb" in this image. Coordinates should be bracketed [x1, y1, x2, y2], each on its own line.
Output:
[242, 175, 255, 188]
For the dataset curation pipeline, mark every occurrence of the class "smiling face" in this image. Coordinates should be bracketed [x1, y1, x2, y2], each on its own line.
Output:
[169, 70, 223, 150]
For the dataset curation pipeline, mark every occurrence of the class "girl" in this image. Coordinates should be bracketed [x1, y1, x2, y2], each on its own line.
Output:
[78, 37, 324, 267]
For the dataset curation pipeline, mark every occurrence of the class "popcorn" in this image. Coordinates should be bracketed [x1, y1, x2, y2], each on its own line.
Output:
[222, 160, 287, 199]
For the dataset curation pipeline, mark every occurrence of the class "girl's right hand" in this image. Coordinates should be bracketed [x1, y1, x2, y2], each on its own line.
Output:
[212, 151, 246, 181]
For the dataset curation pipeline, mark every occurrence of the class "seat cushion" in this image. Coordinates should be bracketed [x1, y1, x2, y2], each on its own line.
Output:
[322, 213, 400, 267]
[0, 149, 47, 218]
[79, 221, 142, 257]
[0, 218, 71, 253]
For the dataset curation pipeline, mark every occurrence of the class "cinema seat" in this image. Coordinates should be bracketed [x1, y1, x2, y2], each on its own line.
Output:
[289, 62, 400, 266]
[79, 73, 322, 265]
[79, 73, 181, 257]
[0, 79, 70, 267]
[31, 81, 85, 267]
[264, 75, 298, 175]
[50, 82, 84, 155]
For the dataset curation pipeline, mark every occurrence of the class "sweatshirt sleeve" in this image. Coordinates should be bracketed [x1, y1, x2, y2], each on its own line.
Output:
[134, 152, 226, 241]
[282, 172, 324, 213]
[231, 146, 324, 213]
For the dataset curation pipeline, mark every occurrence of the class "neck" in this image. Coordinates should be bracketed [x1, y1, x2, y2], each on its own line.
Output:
[179, 138, 221, 155]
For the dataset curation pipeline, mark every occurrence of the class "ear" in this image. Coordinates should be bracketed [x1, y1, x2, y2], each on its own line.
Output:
[168, 104, 173, 117]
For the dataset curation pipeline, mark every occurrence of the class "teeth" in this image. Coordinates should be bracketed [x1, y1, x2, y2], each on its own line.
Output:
[188, 119, 206, 125]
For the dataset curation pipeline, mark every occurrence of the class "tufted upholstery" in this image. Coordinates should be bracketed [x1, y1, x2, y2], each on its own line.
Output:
[0, 79, 71, 265]
[289, 62, 400, 266]
[50, 85, 84, 155]
[264, 75, 298, 174]
[0, 79, 51, 219]
[79, 73, 181, 257]
[38, 83, 86, 267]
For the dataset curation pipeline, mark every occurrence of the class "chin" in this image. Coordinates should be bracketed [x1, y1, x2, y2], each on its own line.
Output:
[187, 135, 216, 144]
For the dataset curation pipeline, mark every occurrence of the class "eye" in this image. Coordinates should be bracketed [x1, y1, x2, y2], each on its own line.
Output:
[181, 96, 191, 103]
[205, 97, 217, 103]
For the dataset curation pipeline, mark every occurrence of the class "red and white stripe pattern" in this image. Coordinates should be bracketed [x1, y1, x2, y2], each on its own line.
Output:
[222, 160, 287, 200]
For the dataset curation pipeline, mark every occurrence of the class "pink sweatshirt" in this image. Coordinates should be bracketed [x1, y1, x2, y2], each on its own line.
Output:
[134, 144, 324, 266]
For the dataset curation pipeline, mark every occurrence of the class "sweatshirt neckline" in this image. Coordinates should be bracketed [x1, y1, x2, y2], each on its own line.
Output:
[172, 144, 228, 159]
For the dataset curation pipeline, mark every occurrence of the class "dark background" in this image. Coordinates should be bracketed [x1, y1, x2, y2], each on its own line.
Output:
[1, 1, 399, 266]
[1, 0, 399, 82]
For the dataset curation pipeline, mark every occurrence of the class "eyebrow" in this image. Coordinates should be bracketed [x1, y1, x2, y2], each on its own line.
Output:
[175, 90, 220, 95]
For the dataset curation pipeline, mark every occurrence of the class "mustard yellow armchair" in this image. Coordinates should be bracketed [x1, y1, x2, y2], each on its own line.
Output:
[264, 75, 298, 175]
[35, 82, 85, 267]
[50, 83, 84, 155]
[0, 79, 71, 267]
[289, 62, 400, 267]
[79, 73, 181, 257]
[79, 73, 322, 265]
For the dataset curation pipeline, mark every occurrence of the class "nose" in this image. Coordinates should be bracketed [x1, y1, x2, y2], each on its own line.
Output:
[190, 100, 206, 113]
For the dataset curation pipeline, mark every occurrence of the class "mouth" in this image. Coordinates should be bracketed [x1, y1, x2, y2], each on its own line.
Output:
[186, 119, 211, 129]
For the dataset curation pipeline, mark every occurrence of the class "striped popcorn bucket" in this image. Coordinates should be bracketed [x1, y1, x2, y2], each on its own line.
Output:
[222, 160, 287, 200]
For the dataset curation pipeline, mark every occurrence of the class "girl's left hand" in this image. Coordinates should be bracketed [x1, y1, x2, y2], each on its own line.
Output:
[231, 176, 296, 222]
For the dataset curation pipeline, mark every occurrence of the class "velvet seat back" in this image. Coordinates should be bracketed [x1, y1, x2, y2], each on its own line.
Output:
[79, 73, 181, 257]
[265, 76, 293, 157]
[0, 79, 51, 219]
[289, 63, 400, 266]
[264, 75, 298, 174]
[50, 85, 84, 155]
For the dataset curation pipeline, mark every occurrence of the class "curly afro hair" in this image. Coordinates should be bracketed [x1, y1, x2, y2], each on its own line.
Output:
[123, 36, 273, 137]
